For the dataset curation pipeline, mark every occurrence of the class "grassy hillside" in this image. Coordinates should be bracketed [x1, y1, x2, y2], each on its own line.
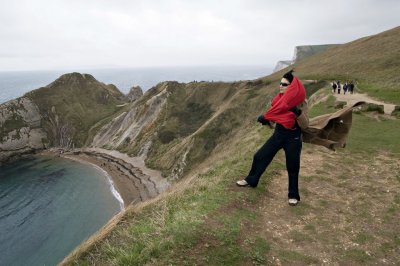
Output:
[62, 91, 400, 265]
[116, 79, 271, 177]
[25, 73, 125, 147]
[61, 27, 400, 265]
[287, 27, 400, 104]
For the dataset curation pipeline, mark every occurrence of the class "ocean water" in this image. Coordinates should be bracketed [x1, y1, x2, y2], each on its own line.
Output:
[0, 156, 121, 266]
[0, 65, 271, 104]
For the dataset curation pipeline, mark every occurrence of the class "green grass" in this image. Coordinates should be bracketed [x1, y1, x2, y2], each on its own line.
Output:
[308, 94, 336, 117]
[246, 237, 270, 265]
[346, 113, 400, 155]
[304, 80, 328, 97]
[354, 232, 375, 245]
[358, 81, 400, 105]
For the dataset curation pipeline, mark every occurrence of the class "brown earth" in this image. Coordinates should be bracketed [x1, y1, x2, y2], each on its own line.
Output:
[180, 145, 400, 265]
[334, 92, 396, 115]
[256, 148, 400, 265]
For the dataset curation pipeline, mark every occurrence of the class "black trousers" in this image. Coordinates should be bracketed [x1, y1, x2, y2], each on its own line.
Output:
[245, 124, 302, 200]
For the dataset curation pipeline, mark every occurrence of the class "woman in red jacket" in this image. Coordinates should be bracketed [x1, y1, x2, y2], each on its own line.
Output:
[236, 70, 306, 206]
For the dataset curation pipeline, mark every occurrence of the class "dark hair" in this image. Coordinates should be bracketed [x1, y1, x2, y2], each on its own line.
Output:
[283, 69, 294, 83]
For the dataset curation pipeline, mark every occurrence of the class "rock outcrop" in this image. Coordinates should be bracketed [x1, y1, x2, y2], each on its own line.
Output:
[273, 60, 293, 72]
[292, 44, 339, 62]
[273, 44, 339, 72]
[92, 83, 170, 148]
[126, 86, 143, 102]
[0, 72, 127, 163]
[0, 97, 47, 162]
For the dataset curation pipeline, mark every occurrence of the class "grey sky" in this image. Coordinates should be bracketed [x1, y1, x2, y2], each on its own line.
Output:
[0, 0, 398, 71]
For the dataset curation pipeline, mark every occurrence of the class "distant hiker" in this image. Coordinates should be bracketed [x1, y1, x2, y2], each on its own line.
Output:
[236, 70, 306, 206]
[332, 81, 337, 93]
[337, 81, 341, 94]
[349, 81, 354, 94]
[343, 82, 348, 94]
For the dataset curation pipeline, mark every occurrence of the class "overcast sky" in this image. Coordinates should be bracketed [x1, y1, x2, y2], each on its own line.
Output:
[0, 0, 398, 71]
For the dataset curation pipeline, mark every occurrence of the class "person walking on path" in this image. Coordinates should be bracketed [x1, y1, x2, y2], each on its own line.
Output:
[349, 81, 354, 94]
[337, 81, 341, 94]
[332, 81, 337, 93]
[343, 82, 348, 95]
[236, 70, 306, 206]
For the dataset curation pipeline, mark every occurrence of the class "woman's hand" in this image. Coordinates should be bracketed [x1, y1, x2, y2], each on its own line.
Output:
[257, 115, 274, 129]
[290, 106, 302, 117]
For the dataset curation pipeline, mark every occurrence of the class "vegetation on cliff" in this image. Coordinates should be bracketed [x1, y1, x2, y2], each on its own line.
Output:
[61, 27, 400, 265]
[25, 73, 126, 148]
[63, 91, 400, 265]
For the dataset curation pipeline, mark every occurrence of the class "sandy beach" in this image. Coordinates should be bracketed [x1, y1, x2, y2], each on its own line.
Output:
[40, 148, 170, 207]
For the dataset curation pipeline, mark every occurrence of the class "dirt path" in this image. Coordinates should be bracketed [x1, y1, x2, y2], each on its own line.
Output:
[334, 92, 396, 114]
[258, 147, 400, 265]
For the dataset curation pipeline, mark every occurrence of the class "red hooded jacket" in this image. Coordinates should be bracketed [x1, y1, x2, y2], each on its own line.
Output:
[263, 77, 306, 129]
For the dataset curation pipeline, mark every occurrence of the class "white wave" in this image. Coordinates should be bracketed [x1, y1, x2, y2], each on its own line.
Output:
[62, 156, 125, 211]
[91, 164, 125, 211]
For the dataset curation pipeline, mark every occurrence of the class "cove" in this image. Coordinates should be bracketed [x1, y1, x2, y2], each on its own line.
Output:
[0, 155, 121, 266]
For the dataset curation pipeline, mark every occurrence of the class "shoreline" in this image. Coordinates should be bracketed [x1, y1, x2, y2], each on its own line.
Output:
[62, 155, 125, 210]
[39, 148, 170, 207]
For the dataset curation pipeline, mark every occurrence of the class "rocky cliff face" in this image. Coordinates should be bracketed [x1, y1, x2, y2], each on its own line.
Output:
[292, 44, 339, 62]
[126, 86, 143, 102]
[273, 44, 339, 73]
[0, 97, 47, 162]
[92, 83, 169, 149]
[0, 73, 126, 163]
[273, 60, 293, 72]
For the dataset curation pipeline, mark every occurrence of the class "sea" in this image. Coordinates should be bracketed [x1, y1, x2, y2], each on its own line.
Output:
[0, 65, 271, 265]
[0, 65, 271, 104]
[0, 156, 122, 266]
